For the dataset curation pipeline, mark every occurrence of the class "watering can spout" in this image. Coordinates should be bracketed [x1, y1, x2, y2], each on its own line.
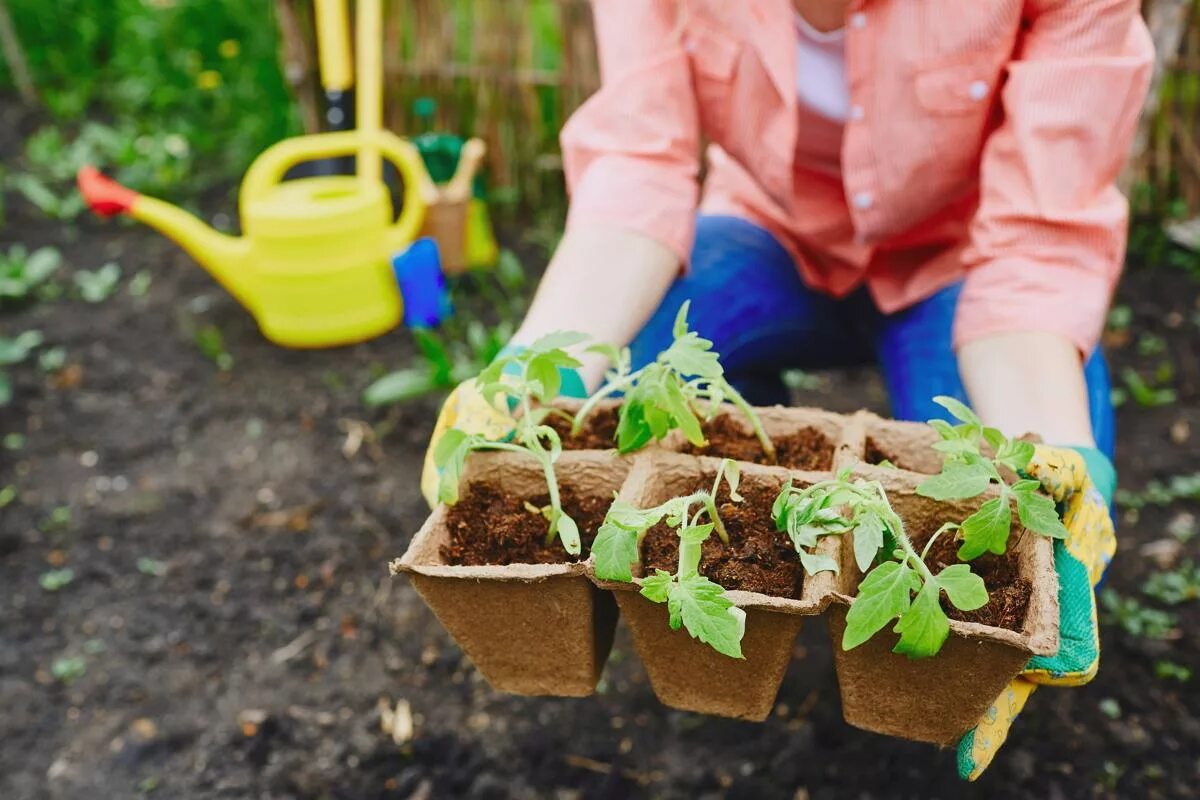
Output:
[77, 167, 254, 306]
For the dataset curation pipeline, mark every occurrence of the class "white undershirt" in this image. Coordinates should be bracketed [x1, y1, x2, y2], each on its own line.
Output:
[794, 14, 849, 123]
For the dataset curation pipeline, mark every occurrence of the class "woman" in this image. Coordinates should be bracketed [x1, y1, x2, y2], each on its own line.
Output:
[425, 0, 1152, 779]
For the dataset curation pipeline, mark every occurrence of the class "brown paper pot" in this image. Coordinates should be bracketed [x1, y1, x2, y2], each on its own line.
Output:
[589, 451, 835, 720]
[826, 464, 1060, 746]
[392, 450, 630, 697]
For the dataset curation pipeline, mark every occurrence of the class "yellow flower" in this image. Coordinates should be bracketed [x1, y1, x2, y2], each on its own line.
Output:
[219, 39, 240, 59]
[196, 70, 222, 91]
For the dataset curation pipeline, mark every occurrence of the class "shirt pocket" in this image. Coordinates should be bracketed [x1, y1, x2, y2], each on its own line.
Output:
[685, 19, 742, 146]
[914, 60, 1000, 116]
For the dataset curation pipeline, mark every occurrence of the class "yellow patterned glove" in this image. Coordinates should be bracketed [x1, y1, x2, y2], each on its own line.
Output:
[957, 445, 1116, 780]
[419, 377, 518, 508]
[419, 345, 588, 508]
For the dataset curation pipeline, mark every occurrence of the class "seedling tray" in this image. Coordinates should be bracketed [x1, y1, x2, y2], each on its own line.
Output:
[392, 450, 630, 697]
[825, 463, 1060, 745]
[587, 451, 836, 721]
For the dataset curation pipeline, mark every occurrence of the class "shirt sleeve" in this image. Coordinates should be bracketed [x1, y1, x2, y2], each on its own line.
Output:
[559, 0, 701, 263]
[954, 0, 1154, 354]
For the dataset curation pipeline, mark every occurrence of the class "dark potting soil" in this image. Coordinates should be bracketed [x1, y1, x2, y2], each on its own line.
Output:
[683, 413, 834, 470]
[641, 479, 803, 599]
[910, 522, 1032, 632]
[440, 483, 611, 566]
[544, 405, 619, 450]
[864, 437, 897, 468]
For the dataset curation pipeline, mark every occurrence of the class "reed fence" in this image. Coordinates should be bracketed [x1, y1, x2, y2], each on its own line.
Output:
[277, 0, 1199, 218]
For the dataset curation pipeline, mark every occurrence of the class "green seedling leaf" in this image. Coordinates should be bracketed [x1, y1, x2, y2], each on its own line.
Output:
[556, 512, 581, 556]
[936, 564, 988, 611]
[995, 438, 1036, 472]
[529, 330, 588, 353]
[892, 581, 950, 659]
[932, 395, 980, 427]
[74, 262, 121, 303]
[639, 570, 673, 603]
[918, 462, 993, 501]
[1012, 484, 1068, 539]
[592, 520, 640, 582]
[363, 368, 439, 406]
[843, 560, 919, 651]
[669, 574, 744, 658]
[799, 550, 838, 575]
[853, 511, 885, 573]
[958, 496, 1012, 560]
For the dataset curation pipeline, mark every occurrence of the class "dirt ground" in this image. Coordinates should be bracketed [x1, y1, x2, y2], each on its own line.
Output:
[2, 102, 1199, 799]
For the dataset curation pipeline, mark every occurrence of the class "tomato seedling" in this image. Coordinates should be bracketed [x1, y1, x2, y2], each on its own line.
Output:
[572, 302, 775, 461]
[434, 331, 588, 555]
[916, 396, 1067, 560]
[592, 459, 748, 658]
[794, 469, 989, 659]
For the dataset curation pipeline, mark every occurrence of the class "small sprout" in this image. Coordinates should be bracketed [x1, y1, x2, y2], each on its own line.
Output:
[593, 460, 746, 657]
[41, 505, 72, 532]
[0, 245, 61, 302]
[916, 396, 1066, 561]
[573, 302, 775, 461]
[39, 568, 75, 591]
[1141, 560, 1200, 606]
[51, 655, 87, 684]
[74, 262, 122, 303]
[0, 485, 15, 508]
[1154, 660, 1192, 683]
[3, 433, 25, 450]
[1101, 589, 1178, 640]
[128, 269, 153, 297]
[195, 324, 233, 371]
[1098, 697, 1121, 719]
[137, 557, 167, 577]
[38, 346, 66, 373]
[1119, 367, 1175, 408]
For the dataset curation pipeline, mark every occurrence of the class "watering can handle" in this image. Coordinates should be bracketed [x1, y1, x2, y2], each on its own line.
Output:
[240, 131, 436, 248]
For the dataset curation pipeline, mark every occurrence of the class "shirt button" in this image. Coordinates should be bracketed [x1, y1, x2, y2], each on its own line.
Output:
[849, 104, 864, 121]
[849, 12, 867, 29]
[968, 80, 989, 100]
[852, 191, 874, 210]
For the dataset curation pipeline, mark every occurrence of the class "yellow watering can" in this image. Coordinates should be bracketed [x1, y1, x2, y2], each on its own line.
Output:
[76, 0, 439, 349]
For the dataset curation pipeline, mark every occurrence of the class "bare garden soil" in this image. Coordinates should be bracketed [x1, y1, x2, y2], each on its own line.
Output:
[2, 97, 1199, 798]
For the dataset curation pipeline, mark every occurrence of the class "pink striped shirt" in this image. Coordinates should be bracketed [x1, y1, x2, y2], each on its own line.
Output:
[560, 0, 1154, 353]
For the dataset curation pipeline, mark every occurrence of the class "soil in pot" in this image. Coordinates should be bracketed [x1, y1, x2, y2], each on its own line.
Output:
[441, 485, 610, 566]
[683, 414, 834, 470]
[904, 519, 1032, 632]
[913, 524, 1032, 630]
[544, 405, 620, 450]
[641, 478, 803, 599]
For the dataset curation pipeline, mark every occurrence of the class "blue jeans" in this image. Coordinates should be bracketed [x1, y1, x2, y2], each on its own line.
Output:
[629, 215, 1115, 458]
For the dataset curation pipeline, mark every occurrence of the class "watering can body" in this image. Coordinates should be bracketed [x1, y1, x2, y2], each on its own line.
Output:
[79, 130, 436, 349]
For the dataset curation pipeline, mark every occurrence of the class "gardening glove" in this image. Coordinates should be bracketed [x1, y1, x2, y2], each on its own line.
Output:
[419, 345, 587, 508]
[957, 445, 1117, 780]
